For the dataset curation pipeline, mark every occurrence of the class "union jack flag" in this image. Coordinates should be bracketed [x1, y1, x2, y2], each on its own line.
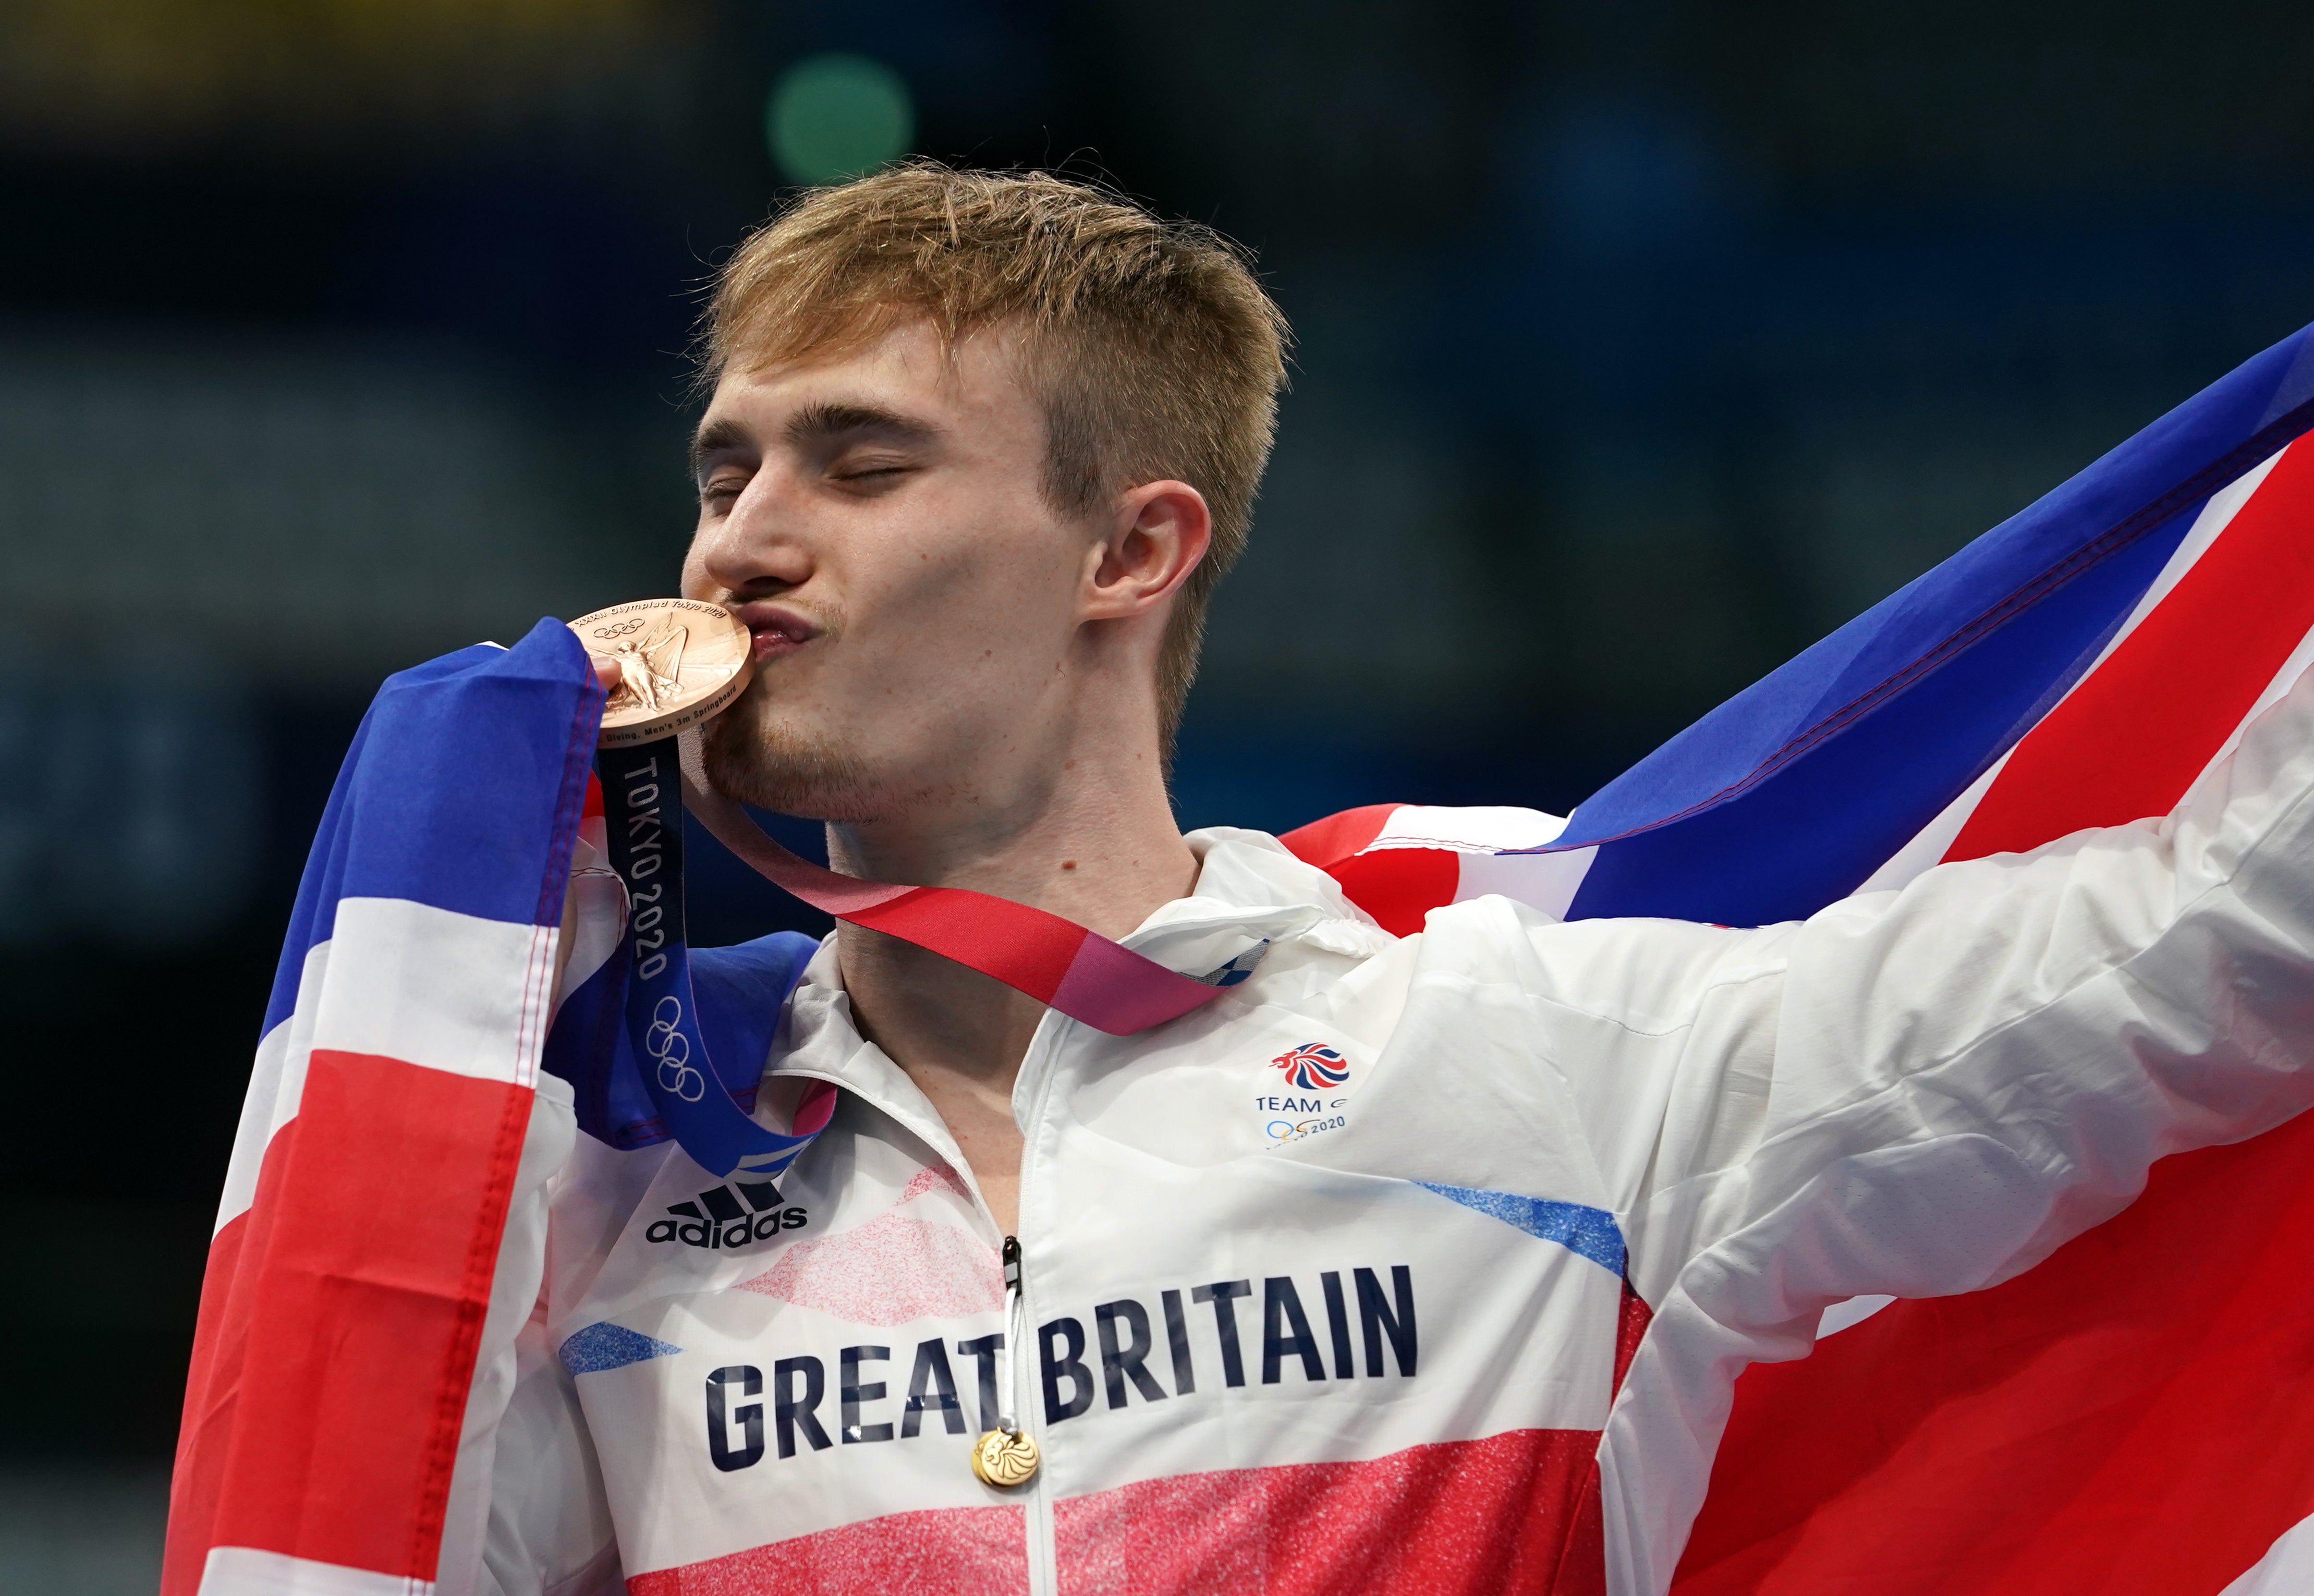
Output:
[1284, 318, 2314, 1594]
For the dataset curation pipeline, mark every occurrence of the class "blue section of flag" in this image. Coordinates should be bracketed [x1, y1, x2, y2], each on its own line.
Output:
[1547, 322, 2314, 928]
[544, 930, 822, 1154]
[262, 619, 604, 1039]
[557, 1322, 682, 1376]
[264, 605, 824, 1161]
[1416, 1181, 1626, 1275]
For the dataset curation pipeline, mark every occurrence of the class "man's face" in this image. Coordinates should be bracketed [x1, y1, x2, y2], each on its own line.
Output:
[684, 319, 1098, 822]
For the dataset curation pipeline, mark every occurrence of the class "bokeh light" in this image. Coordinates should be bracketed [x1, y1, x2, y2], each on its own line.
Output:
[765, 54, 914, 185]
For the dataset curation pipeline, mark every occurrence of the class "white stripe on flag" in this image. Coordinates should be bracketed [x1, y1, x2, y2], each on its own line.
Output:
[1856, 754, 2013, 894]
[216, 940, 331, 1235]
[214, 899, 557, 1233]
[1457, 845, 1596, 922]
[313, 897, 555, 1091]
[1369, 803, 1569, 852]
[1815, 1293, 1895, 1337]
[2220, 1511, 2314, 1595]
[1854, 443, 2290, 897]
[2180, 611, 2314, 801]
[1354, 803, 1594, 921]
[199, 1545, 433, 1596]
[2102, 444, 2287, 651]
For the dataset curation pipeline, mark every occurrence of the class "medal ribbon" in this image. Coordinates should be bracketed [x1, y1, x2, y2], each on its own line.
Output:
[594, 730, 1232, 1178]
[598, 736, 834, 1180]
[672, 733, 1237, 1037]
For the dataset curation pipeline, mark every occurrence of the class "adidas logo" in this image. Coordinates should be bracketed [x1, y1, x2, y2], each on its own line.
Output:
[644, 1180, 808, 1250]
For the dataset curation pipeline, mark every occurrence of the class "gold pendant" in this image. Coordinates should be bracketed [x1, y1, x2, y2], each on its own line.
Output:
[970, 1428, 1040, 1488]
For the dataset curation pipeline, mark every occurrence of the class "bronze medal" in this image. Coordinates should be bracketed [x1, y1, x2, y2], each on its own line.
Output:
[970, 1428, 1040, 1488]
[569, 599, 753, 747]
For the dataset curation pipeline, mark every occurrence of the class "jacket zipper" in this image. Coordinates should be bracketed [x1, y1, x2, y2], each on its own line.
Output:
[1012, 1012, 1068, 1596]
[1010, 1230, 1057, 1596]
[1001, 1234, 1028, 1436]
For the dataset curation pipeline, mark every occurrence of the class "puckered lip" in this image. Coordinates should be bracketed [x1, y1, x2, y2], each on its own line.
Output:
[727, 600, 821, 662]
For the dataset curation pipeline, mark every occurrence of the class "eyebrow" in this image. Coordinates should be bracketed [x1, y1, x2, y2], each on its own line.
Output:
[689, 417, 751, 483]
[782, 400, 942, 447]
[690, 403, 944, 484]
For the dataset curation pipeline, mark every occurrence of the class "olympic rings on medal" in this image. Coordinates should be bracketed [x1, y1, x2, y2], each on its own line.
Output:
[593, 617, 648, 639]
[647, 995, 708, 1102]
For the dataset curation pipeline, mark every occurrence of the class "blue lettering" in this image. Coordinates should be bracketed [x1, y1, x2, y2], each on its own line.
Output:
[774, 1356, 832, 1456]
[900, 1339, 966, 1438]
[1041, 1318, 1095, 1423]
[1356, 1265, 1418, 1377]
[955, 1333, 1005, 1432]
[1261, 1277, 1326, 1384]
[705, 1365, 763, 1471]
[1191, 1280, 1253, 1387]
[1095, 1299, 1168, 1408]
[839, 1345, 893, 1443]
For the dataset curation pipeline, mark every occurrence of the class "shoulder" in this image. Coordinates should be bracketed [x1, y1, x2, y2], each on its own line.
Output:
[1410, 894, 1792, 1034]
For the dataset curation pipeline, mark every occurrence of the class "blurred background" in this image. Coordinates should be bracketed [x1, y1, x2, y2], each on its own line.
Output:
[4, 0, 2313, 1586]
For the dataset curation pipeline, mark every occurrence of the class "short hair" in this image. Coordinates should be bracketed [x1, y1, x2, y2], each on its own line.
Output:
[701, 162, 1289, 751]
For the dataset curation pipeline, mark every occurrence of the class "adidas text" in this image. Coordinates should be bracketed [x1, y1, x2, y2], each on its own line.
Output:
[647, 1179, 808, 1250]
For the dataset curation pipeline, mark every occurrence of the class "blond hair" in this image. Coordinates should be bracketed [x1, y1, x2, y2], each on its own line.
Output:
[702, 162, 1289, 749]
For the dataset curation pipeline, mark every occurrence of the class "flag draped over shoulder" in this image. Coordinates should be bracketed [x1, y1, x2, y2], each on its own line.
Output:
[1284, 319, 2314, 1593]
[165, 625, 826, 1596]
[164, 625, 604, 1596]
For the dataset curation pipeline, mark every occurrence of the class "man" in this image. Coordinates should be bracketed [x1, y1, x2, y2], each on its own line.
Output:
[480, 165, 2314, 1593]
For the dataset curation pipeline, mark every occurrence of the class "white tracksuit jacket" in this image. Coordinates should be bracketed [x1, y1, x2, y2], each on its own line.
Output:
[478, 666, 2314, 1596]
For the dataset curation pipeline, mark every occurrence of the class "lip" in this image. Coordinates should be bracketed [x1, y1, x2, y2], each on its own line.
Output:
[728, 601, 821, 662]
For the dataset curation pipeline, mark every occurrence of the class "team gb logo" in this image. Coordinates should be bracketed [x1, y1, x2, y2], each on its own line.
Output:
[1272, 1042, 1351, 1092]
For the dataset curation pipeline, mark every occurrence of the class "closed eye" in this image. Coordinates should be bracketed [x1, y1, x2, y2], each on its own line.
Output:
[828, 458, 918, 493]
[698, 471, 750, 510]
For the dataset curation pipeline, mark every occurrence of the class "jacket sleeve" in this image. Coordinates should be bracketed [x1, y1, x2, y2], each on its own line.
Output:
[474, 1297, 623, 1596]
[1529, 657, 2314, 1319]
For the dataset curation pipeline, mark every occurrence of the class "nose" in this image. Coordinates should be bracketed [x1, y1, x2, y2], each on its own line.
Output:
[685, 466, 815, 601]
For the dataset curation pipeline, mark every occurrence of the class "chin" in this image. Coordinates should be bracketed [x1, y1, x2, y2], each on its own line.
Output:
[700, 693, 880, 822]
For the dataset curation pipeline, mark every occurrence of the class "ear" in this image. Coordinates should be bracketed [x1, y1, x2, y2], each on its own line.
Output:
[1081, 480, 1213, 622]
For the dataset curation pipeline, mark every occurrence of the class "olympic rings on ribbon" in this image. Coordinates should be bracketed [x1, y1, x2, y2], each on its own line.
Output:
[646, 994, 707, 1102]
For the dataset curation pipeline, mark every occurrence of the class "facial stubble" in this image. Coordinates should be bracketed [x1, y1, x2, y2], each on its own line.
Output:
[700, 676, 881, 822]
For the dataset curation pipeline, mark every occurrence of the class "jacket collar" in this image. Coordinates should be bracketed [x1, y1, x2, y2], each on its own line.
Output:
[764, 828, 1385, 1128]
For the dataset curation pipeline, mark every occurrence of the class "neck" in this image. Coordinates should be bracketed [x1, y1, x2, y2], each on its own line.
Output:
[826, 708, 1197, 1235]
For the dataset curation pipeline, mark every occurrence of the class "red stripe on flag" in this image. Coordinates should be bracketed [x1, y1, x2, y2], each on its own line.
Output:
[1279, 803, 1402, 870]
[1950, 441, 2314, 859]
[1686, 435, 2314, 1594]
[1324, 848, 1461, 938]
[1053, 1428, 1608, 1595]
[162, 1051, 531, 1588]
[164, 1203, 256, 1596]
[1673, 1103, 2314, 1596]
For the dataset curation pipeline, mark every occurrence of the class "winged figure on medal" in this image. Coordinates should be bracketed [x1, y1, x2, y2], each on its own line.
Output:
[596, 618, 688, 713]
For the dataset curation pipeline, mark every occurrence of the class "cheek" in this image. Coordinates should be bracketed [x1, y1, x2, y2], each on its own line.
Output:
[868, 511, 1074, 638]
